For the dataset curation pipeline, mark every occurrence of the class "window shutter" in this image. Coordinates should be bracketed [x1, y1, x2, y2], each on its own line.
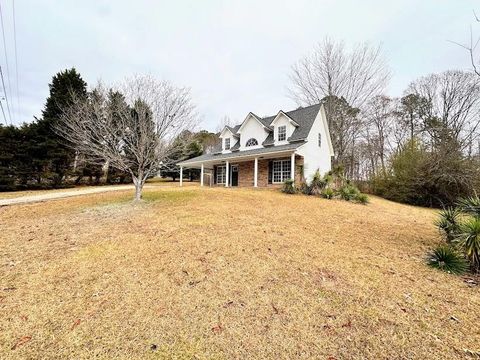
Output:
[268, 160, 273, 184]
[213, 166, 217, 185]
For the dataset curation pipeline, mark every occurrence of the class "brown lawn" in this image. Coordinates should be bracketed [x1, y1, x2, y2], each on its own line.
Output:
[0, 184, 479, 359]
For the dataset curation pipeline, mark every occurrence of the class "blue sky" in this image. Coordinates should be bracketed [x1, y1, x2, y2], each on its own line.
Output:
[2, 0, 479, 130]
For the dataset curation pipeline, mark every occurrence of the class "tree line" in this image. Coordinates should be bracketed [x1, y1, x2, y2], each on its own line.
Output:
[0, 69, 218, 194]
[288, 37, 480, 207]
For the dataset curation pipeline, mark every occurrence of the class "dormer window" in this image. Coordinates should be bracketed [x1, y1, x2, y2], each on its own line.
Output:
[225, 138, 230, 150]
[278, 125, 286, 141]
[246, 138, 258, 147]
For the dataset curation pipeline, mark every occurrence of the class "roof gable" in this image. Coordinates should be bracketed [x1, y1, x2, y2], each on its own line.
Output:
[237, 112, 272, 133]
[269, 110, 299, 127]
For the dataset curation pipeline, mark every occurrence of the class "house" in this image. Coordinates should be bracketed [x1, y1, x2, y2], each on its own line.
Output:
[177, 103, 334, 187]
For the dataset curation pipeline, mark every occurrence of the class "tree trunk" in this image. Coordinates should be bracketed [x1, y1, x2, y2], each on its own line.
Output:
[132, 173, 145, 201]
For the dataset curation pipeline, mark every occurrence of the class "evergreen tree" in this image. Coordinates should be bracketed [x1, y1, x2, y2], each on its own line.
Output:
[36, 68, 87, 186]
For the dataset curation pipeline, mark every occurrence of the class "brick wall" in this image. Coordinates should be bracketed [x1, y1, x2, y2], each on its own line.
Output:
[217, 155, 304, 188]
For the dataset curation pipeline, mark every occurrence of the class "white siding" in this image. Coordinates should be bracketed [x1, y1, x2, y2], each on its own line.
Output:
[271, 114, 295, 146]
[296, 107, 332, 183]
[239, 115, 268, 150]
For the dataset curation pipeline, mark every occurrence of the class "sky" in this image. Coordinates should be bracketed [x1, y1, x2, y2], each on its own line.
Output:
[1, 0, 479, 130]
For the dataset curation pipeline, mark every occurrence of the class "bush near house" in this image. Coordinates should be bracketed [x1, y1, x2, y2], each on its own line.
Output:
[430, 195, 480, 273]
[282, 168, 369, 204]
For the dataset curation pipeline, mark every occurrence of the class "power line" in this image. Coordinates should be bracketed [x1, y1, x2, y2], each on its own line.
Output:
[12, 0, 19, 123]
[0, 1, 13, 124]
[0, 93, 7, 125]
[0, 66, 12, 125]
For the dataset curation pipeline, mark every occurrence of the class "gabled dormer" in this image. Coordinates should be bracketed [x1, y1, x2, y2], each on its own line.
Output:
[269, 110, 299, 146]
[219, 126, 239, 154]
[236, 112, 271, 151]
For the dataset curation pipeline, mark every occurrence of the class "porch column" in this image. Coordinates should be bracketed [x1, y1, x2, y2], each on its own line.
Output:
[225, 161, 229, 187]
[291, 152, 295, 185]
[180, 166, 183, 187]
[254, 157, 258, 187]
[200, 163, 204, 186]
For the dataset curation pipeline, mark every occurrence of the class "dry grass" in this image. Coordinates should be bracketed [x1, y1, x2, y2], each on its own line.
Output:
[0, 184, 479, 359]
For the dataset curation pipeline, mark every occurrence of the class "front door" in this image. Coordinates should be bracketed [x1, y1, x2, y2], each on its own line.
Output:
[231, 165, 239, 186]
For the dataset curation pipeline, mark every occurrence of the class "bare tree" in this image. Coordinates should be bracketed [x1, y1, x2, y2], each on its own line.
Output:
[288, 37, 391, 109]
[56, 75, 197, 201]
[406, 70, 480, 151]
[453, 10, 480, 77]
[215, 115, 235, 133]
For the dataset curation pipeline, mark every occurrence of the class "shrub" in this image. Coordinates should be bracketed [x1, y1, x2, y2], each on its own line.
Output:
[426, 245, 469, 275]
[321, 188, 334, 199]
[281, 179, 296, 194]
[339, 184, 360, 201]
[435, 207, 461, 243]
[456, 217, 480, 272]
[309, 170, 327, 195]
[355, 193, 369, 204]
[299, 181, 311, 195]
[457, 195, 480, 218]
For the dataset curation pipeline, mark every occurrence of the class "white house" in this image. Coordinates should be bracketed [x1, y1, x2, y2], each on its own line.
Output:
[177, 103, 334, 187]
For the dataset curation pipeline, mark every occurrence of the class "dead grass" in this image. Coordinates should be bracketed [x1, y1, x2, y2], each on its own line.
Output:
[0, 185, 479, 359]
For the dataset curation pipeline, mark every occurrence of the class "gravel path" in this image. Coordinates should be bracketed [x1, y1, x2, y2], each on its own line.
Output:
[0, 185, 136, 206]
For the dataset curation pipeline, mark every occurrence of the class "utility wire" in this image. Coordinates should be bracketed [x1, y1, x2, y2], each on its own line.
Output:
[0, 1, 13, 124]
[0, 66, 12, 126]
[12, 0, 19, 123]
[0, 94, 7, 125]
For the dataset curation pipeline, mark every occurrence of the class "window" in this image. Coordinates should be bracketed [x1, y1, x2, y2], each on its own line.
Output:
[318, 133, 322, 147]
[216, 165, 226, 184]
[278, 125, 286, 141]
[246, 138, 258, 147]
[272, 160, 291, 183]
[224, 138, 230, 150]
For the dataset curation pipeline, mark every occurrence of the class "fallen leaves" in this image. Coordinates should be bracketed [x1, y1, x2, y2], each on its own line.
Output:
[11, 336, 32, 350]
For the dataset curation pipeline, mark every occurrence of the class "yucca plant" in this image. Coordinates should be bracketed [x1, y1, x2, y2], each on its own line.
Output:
[456, 217, 480, 272]
[355, 193, 369, 204]
[339, 184, 360, 201]
[426, 245, 469, 275]
[281, 179, 296, 194]
[321, 187, 334, 199]
[457, 195, 480, 218]
[435, 207, 461, 243]
[309, 170, 327, 195]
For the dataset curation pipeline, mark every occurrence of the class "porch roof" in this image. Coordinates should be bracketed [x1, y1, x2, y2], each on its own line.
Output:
[177, 142, 304, 167]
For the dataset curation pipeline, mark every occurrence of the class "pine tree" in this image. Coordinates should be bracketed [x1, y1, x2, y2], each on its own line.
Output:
[35, 68, 87, 186]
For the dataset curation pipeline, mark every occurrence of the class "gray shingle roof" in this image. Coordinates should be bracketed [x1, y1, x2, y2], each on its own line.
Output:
[230, 103, 321, 141]
[178, 142, 305, 165]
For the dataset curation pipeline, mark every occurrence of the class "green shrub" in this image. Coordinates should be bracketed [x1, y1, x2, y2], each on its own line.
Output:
[298, 181, 311, 195]
[281, 179, 296, 194]
[457, 195, 480, 218]
[435, 207, 461, 243]
[456, 217, 480, 272]
[309, 170, 327, 195]
[355, 193, 369, 204]
[339, 184, 360, 201]
[427, 245, 469, 275]
[321, 188, 334, 199]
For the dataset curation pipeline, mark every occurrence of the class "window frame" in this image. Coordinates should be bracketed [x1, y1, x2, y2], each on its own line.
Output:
[245, 138, 258, 147]
[277, 125, 286, 141]
[224, 138, 230, 150]
[216, 165, 226, 184]
[272, 159, 291, 184]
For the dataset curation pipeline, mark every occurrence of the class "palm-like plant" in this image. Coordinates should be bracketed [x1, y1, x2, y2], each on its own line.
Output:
[457, 195, 480, 218]
[427, 245, 469, 275]
[435, 207, 461, 243]
[456, 217, 480, 272]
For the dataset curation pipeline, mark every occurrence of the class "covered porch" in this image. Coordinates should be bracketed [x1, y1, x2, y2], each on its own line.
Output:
[178, 149, 303, 188]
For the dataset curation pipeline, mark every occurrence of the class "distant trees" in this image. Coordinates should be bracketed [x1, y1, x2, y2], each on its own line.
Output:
[56, 76, 197, 200]
[289, 38, 480, 206]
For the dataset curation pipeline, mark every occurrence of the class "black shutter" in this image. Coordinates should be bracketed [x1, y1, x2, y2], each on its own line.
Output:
[268, 160, 273, 184]
[213, 166, 217, 185]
